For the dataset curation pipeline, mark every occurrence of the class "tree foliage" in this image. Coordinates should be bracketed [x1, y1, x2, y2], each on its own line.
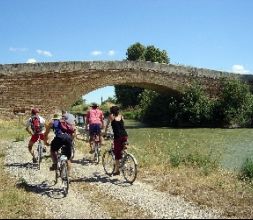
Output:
[218, 78, 253, 127]
[144, 45, 169, 64]
[115, 42, 170, 108]
[179, 83, 215, 127]
[72, 97, 84, 107]
[137, 90, 179, 126]
[114, 85, 143, 108]
[126, 42, 146, 61]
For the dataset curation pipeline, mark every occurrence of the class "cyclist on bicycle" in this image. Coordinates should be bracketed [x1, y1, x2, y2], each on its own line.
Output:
[25, 108, 47, 163]
[85, 103, 104, 153]
[62, 110, 77, 160]
[44, 113, 74, 175]
[105, 105, 128, 176]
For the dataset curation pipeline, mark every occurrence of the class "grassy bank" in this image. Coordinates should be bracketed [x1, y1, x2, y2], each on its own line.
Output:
[1, 119, 253, 218]
[123, 120, 253, 218]
[0, 119, 45, 219]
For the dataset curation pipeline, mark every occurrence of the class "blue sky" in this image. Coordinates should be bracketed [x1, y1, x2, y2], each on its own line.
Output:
[1, 0, 253, 104]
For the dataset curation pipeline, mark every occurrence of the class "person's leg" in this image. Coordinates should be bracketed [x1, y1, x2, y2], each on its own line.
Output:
[40, 134, 47, 152]
[89, 124, 95, 153]
[62, 134, 73, 176]
[50, 137, 61, 170]
[28, 140, 36, 161]
[114, 160, 120, 174]
[113, 138, 123, 175]
[99, 132, 103, 146]
[29, 135, 38, 162]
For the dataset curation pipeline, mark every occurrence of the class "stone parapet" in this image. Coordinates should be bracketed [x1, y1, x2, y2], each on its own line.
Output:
[0, 61, 250, 119]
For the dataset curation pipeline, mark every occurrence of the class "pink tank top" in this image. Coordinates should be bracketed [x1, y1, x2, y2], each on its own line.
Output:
[87, 109, 103, 124]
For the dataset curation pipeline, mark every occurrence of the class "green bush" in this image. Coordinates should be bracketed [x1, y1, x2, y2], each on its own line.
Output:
[239, 158, 253, 181]
[170, 152, 182, 167]
[179, 83, 215, 127]
[138, 90, 179, 126]
[218, 78, 253, 127]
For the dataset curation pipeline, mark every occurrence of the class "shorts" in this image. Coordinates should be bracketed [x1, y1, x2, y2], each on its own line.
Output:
[50, 133, 72, 160]
[89, 124, 101, 136]
[114, 136, 128, 160]
[30, 134, 45, 143]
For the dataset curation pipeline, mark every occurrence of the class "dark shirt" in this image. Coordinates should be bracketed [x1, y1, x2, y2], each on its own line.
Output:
[111, 117, 128, 139]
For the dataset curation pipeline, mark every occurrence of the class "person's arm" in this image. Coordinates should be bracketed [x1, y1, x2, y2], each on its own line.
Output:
[25, 126, 33, 135]
[105, 114, 113, 134]
[44, 121, 52, 146]
[25, 119, 33, 135]
[101, 112, 105, 129]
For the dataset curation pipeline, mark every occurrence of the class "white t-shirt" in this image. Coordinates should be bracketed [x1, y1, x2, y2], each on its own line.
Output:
[26, 115, 46, 134]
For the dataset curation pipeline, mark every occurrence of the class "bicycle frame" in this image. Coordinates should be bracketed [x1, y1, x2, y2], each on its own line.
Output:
[55, 146, 69, 196]
[92, 133, 100, 164]
[102, 133, 138, 184]
[36, 136, 43, 170]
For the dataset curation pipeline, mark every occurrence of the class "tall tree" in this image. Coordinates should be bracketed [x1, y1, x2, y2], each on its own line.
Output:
[115, 85, 143, 108]
[115, 42, 170, 108]
[144, 45, 169, 64]
[126, 42, 146, 61]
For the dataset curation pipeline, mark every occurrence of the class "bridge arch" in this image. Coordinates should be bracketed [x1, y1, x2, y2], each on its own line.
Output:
[0, 60, 251, 118]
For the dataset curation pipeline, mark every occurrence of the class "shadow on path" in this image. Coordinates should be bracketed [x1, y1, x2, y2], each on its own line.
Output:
[5, 162, 38, 170]
[71, 171, 132, 187]
[16, 179, 67, 199]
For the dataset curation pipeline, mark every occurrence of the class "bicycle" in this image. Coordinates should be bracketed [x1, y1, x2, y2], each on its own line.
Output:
[55, 145, 69, 196]
[91, 132, 101, 164]
[71, 140, 76, 160]
[35, 136, 44, 170]
[102, 133, 138, 184]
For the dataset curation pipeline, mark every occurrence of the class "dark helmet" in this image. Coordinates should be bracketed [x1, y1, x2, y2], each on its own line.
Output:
[90, 102, 99, 108]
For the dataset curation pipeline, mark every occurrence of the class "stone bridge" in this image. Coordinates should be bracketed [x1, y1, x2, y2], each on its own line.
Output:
[0, 60, 252, 119]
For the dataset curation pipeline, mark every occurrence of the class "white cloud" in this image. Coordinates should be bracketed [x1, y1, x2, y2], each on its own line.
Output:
[26, 58, 37, 64]
[107, 50, 116, 56]
[91, 50, 103, 56]
[232, 64, 250, 74]
[9, 47, 28, 52]
[36, 49, 53, 57]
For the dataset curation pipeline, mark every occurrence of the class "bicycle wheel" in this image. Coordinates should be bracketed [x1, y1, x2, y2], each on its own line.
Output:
[93, 143, 100, 164]
[60, 161, 69, 196]
[121, 153, 138, 184]
[102, 149, 115, 175]
[37, 143, 42, 170]
[71, 143, 75, 160]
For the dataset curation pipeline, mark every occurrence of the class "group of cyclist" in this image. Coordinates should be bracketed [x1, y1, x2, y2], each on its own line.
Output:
[25, 102, 128, 176]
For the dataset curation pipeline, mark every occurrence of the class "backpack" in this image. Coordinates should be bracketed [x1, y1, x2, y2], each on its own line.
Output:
[59, 119, 75, 135]
[31, 116, 42, 134]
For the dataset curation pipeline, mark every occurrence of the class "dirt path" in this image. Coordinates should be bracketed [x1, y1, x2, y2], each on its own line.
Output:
[3, 138, 223, 219]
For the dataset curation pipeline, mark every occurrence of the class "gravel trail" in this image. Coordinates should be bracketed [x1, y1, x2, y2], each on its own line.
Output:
[3, 139, 223, 219]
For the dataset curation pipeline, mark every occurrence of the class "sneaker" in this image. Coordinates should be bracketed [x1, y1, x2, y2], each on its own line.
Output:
[32, 157, 38, 163]
[49, 164, 57, 171]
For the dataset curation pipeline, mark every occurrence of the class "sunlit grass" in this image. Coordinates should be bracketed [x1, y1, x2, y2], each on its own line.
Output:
[1, 119, 253, 218]
[127, 127, 223, 174]
[0, 119, 28, 142]
[124, 120, 253, 218]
